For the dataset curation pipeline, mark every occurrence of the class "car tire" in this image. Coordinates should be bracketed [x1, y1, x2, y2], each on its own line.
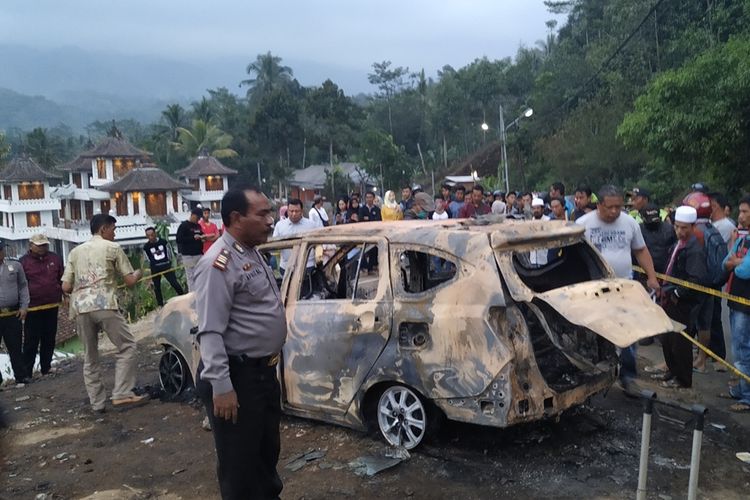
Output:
[376, 384, 430, 450]
[159, 347, 193, 397]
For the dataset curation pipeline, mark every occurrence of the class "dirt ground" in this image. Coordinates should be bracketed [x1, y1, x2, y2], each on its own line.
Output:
[2, 337, 750, 499]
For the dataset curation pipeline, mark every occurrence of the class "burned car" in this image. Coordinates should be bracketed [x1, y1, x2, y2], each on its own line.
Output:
[153, 218, 678, 449]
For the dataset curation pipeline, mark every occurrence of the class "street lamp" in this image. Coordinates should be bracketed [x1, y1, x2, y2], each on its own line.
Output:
[481, 122, 489, 145]
[498, 105, 533, 194]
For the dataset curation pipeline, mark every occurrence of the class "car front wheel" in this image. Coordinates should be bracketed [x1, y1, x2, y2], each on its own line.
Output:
[377, 385, 427, 450]
[159, 347, 192, 397]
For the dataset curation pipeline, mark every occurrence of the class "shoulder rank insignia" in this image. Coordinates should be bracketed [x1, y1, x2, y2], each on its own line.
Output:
[213, 249, 231, 271]
[242, 262, 252, 271]
[232, 241, 246, 254]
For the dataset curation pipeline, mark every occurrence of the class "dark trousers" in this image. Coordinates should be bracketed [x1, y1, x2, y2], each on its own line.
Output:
[197, 359, 283, 500]
[23, 307, 59, 376]
[709, 296, 727, 360]
[662, 300, 694, 387]
[0, 314, 26, 383]
[152, 269, 185, 306]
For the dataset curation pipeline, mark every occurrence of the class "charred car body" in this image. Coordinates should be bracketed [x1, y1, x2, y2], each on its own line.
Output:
[153, 218, 678, 449]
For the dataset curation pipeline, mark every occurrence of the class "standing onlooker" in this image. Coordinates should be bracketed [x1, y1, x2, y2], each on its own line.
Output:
[639, 204, 677, 276]
[348, 197, 361, 222]
[404, 192, 435, 220]
[272, 199, 319, 273]
[448, 186, 466, 218]
[143, 227, 185, 307]
[629, 187, 651, 222]
[399, 185, 414, 213]
[549, 182, 574, 218]
[381, 191, 403, 221]
[531, 198, 548, 220]
[458, 185, 492, 218]
[549, 197, 568, 221]
[659, 206, 707, 389]
[194, 188, 287, 499]
[440, 183, 453, 206]
[61, 214, 147, 412]
[432, 199, 449, 220]
[176, 208, 204, 290]
[572, 184, 596, 221]
[723, 196, 750, 411]
[358, 191, 382, 223]
[708, 191, 736, 363]
[309, 195, 329, 227]
[20, 234, 63, 378]
[710, 192, 736, 243]
[576, 185, 660, 390]
[491, 196, 507, 215]
[505, 191, 518, 215]
[333, 198, 349, 225]
[199, 207, 221, 254]
[0, 239, 30, 385]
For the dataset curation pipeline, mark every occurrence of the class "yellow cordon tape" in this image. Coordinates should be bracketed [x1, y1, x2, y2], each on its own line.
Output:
[633, 265, 750, 384]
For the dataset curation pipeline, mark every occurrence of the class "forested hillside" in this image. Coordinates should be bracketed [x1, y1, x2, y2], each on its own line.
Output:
[1, 0, 748, 202]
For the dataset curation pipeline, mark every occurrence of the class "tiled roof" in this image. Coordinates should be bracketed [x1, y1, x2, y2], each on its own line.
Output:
[79, 136, 151, 158]
[0, 155, 62, 182]
[57, 155, 92, 173]
[175, 154, 238, 177]
[98, 167, 191, 193]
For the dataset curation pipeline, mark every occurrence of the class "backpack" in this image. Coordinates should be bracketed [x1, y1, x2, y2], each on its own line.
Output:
[699, 222, 729, 287]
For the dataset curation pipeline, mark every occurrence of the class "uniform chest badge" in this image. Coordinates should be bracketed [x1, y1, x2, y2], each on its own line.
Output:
[242, 263, 252, 271]
[232, 242, 246, 254]
[213, 249, 231, 271]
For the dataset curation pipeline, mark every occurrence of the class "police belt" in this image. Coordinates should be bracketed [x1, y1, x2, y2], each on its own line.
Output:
[0, 305, 19, 314]
[228, 353, 280, 368]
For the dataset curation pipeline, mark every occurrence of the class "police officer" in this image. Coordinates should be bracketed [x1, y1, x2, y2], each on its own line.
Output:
[194, 188, 286, 500]
[0, 240, 31, 385]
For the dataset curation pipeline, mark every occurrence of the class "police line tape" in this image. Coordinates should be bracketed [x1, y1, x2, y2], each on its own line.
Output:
[633, 265, 750, 384]
[0, 265, 188, 319]
[633, 265, 750, 307]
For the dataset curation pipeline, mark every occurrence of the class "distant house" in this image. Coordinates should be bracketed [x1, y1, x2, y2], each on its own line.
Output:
[0, 155, 62, 257]
[288, 162, 375, 202]
[175, 153, 238, 213]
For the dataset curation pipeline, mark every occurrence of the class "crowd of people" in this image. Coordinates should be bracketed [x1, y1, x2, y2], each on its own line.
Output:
[277, 180, 750, 414]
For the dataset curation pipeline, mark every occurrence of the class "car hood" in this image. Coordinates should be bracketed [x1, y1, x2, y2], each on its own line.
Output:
[534, 279, 681, 348]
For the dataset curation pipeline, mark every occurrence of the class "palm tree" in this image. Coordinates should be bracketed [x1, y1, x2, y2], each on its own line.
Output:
[240, 51, 293, 101]
[191, 97, 214, 124]
[161, 104, 187, 141]
[172, 119, 237, 159]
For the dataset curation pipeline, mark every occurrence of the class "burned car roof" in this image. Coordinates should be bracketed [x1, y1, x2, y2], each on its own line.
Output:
[268, 217, 585, 248]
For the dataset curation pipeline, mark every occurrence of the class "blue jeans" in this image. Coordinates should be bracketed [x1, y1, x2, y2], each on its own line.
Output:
[729, 310, 750, 405]
[619, 344, 637, 383]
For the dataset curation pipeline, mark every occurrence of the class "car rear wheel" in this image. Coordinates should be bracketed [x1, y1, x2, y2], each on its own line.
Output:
[159, 347, 192, 397]
[377, 385, 427, 450]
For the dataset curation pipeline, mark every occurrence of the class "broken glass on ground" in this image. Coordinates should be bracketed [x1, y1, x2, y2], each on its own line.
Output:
[285, 448, 327, 472]
[349, 446, 410, 476]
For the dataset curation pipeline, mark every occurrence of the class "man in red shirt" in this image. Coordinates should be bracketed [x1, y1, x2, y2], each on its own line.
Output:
[199, 207, 221, 254]
[20, 233, 64, 377]
[458, 185, 492, 218]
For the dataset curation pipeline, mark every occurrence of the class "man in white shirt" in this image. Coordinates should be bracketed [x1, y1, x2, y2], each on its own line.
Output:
[308, 195, 329, 227]
[272, 198, 319, 272]
[576, 185, 660, 389]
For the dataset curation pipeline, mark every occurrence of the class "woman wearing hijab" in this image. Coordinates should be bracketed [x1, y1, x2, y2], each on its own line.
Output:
[381, 190, 404, 221]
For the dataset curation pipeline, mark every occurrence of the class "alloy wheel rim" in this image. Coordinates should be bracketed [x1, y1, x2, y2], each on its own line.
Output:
[377, 386, 426, 449]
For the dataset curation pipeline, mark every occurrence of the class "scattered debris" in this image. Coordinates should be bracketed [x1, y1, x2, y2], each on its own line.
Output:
[140, 437, 154, 445]
[710, 423, 727, 431]
[349, 447, 410, 476]
[736, 452, 750, 464]
[171, 468, 186, 476]
[285, 448, 327, 472]
[652, 455, 690, 470]
[16, 395, 31, 402]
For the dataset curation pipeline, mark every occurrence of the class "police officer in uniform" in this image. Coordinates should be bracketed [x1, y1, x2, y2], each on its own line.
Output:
[193, 188, 286, 500]
[0, 240, 31, 385]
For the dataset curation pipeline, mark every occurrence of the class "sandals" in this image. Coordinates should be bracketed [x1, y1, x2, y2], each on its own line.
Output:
[644, 365, 666, 374]
[729, 403, 750, 413]
[661, 379, 690, 389]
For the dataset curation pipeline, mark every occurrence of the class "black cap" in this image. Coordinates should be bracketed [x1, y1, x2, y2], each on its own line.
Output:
[641, 203, 661, 224]
[691, 182, 709, 193]
[191, 207, 204, 218]
[632, 187, 651, 199]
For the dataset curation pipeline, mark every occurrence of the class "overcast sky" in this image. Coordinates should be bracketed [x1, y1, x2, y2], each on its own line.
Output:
[1, 0, 564, 94]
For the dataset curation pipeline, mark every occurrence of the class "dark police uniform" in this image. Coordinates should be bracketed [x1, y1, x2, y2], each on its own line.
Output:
[0, 242, 31, 384]
[193, 231, 287, 500]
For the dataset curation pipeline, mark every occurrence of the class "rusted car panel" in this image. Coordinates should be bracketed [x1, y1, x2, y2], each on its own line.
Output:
[152, 218, 677, 448]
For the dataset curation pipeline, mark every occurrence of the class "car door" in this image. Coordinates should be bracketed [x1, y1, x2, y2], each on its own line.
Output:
[281, 237, 393, 419]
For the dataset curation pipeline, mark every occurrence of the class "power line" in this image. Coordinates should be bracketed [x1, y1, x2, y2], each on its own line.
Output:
[539, 0, 668, 120]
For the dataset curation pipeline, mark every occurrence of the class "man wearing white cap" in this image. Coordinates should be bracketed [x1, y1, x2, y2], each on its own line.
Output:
[531, 198, 548, 221]
[577, 185, 660, 389]
[20, 234, 64, 378]
[658, 206, 708, 389]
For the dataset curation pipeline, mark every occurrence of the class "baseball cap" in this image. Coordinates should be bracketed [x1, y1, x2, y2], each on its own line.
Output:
[632, 187, 650, 199]
[30, 234, 50, 246]
[640, 204, 660, 224]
